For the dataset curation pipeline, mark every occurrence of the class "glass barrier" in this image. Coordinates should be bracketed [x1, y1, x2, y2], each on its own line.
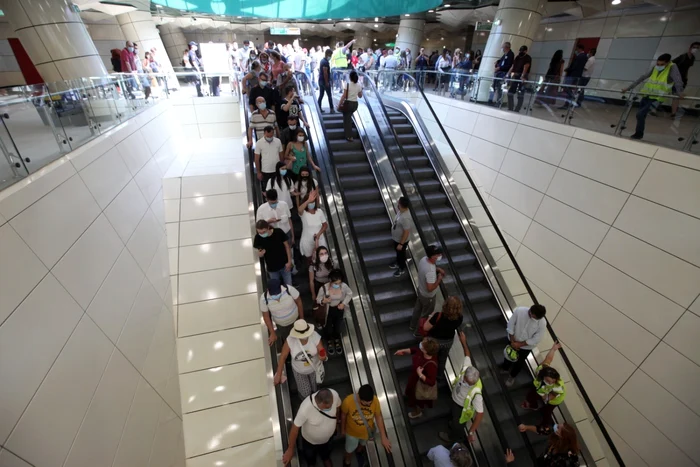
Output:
[368, 69, 700, 156]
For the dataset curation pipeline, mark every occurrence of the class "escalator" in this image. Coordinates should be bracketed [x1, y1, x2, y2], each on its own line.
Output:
[320, 112, 454, 460]
[375, 104, 551, 460]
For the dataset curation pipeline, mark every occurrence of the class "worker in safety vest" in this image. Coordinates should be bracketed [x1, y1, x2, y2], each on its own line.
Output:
[622, 53, 685, 140]
[439, 331, 484, 445]
[331, 39, 355, 92]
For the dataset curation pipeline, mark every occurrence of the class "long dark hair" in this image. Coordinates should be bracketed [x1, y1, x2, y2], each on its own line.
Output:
[295, 166, 316, 194]
[549, 423, 579, 456]
[273, 161, 292, 190]
[550, 49, 564, 67]
[313, 245, 333, 272]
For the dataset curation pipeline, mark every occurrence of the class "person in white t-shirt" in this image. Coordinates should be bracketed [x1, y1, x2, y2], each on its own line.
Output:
[260, 278, 303, 347]
[440, 331, 484, 445]
[577, 47, 596, 107]
[256, 189, 293, 244]
[283, 388, 341, 465]
[274, 319, 327, 399]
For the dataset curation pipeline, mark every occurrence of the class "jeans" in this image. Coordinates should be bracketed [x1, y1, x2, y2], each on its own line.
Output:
[489, 71, 507, 104]
[410, 294, 436, 330]
[209, 75, 220, 96]
[268, 267, 292, 286]
[576, 77, 590, 105]
[416, 68, 426, 89]
[634, 96, 660, 136]
[562, 76, 580, 106]
[501, 347, 532, 378]
[318, 83, 333, 111]
[342, 100, 358, 139]
[507, 74, 525, 112]
[393, 241, 408, 270]
[325, 305, 344, 340]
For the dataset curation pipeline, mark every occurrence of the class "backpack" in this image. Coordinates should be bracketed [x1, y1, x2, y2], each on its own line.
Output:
[263, 284, 289, 305]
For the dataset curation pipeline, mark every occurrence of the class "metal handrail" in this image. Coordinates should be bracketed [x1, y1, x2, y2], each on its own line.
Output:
[374, 69, 626, 466]
[358, 71, 541, 465]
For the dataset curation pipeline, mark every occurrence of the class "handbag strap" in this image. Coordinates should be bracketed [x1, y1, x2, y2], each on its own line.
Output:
[353, 393, 376, 437]
[309, 394, 336, 419]
[297, 337, 320, 373]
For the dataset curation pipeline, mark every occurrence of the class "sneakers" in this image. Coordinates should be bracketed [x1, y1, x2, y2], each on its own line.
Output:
[327, 341, 335, 356]
[408, 411, 423, 419]
[389, 263, 399, 269]
[439, 432, 452, 444]
[505, 377, 515, 388]
[630, 133, 643, 140]
[393, 268, 406, 277]
[335, 340, 343, 355]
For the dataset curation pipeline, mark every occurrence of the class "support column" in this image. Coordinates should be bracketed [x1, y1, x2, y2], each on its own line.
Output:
[476, 0, 545, 101]
[158, 23, 189, 68]
[117, 10, 179, 88]
[355, 31, 372, 50]
[395, 17, 425, 59]
[3, 0, 107, 84]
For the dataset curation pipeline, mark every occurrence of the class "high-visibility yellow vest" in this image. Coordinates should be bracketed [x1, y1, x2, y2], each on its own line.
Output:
[459, 379, 483, 424]
[331, 48, 348, 68]
[534, 364, 566, 406]
[641, 63, 674, 101]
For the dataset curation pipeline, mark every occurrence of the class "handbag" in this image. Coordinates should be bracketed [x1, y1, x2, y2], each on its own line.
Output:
[299, 339, 325, 385]
[418, 311, 442, 337]
[353, 393, 380, 444]
[314, 283, 330, 326]
[337, 87, 349, 112]
[415, 360, 438, 401]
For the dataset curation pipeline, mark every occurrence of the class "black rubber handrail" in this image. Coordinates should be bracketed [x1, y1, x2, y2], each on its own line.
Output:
[359, 71, 538, 465]
[380, 70, 625, 466]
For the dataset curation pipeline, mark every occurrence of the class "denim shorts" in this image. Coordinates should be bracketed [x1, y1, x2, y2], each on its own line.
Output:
[344, 434, 367, 453]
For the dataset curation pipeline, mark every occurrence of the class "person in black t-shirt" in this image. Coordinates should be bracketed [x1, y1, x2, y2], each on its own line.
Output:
[671, 41, 698, 117]
[248, 72, 279, 112]
[560, 43, 588, 109]
[506, 45, 532, 112]
[422, 296, 465, 382]
[254, 219, 293, 285]
[488, 42, 514, 106]
[280, 115, 299, 148]
[317, 49, 334, 112]
[278, 85, 308, 130]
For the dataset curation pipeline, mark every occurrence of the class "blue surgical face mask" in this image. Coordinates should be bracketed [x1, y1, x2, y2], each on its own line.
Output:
[655, 65, 666, 72]
[269, 202, 278, 208]
[331, 283, 341, 289]
[128, 47, 134, 53]
[269, 293, 282, 300]
[308, 202, 316, 209]
[259, 231, 270, 238]
[265, 136, 273, 143]
[257, 102, 266, 110]
[322, 407, 333, 412]
[280, 169, 287, 176]
[260, 80, 268, 87]
[553, 423, 559, 435]
[419, 342, 424, 352]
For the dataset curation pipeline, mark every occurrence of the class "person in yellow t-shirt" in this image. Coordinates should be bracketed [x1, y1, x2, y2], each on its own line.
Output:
[340, 384, 391, 465]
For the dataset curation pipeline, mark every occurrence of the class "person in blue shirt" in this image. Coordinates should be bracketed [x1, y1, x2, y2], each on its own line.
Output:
[450, 51, 473, 98]
[488, 42, 514, 105]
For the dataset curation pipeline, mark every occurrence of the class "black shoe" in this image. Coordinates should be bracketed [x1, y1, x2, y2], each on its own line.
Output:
[335, 340, 343, 355]
[393, 268, 406, 277]
[389, 263, 399, 269]
[327, 341, 335, 355]
[630, 133, 643, 140]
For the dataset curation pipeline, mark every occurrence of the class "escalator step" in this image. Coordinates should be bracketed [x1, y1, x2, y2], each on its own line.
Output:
[393, 123, 414, 134]
[383, 323, 420, 349]
[346, 201, 386, 218]
[420, 205, 454, 220]
[402, 144, 424, 155]
[339, 174, 378, 188]
[442, 234, 467, 249]
[473, 301, 503, 324]
[378, 302, 415, 327]
[359, 248, 396, 268]
[352, 217, 391, 233]
[450, 251, 477, 267]
[336, 161, 372, 175]
[326, 127, 358, 139]
[423, 191, 448, 204]
[332, 150, 367, 163]
[416, 178, 442, 192]
[344, 187, 382, 203]
[435, 219, 463, 235]
[456, 267, 485, 285]
[482, 321, 507, 345]
[372, 283, 415, 306]
[323, 120, 343, 130]
[330, 139, 363, 151]
[406, 155, 431, 167]
[357, 233, 394, 250]
[463, 283, 494, 304]
[409, 166, 436, 179]
[397, 134, 419, 145]
[389, 116, 408, 125]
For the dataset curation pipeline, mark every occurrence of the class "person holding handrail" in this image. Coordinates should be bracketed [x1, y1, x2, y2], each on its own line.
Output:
[516, 421, 580, 467]
[501, 304, 547, 387]
[622, 53, 685, 140]
[522, 342, 566, 428]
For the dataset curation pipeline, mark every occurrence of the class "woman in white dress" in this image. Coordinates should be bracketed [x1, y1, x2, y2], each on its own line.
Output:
[266, 161, 295, 208]
[298, 188, 328, 264]
[294, 166, 316, 208]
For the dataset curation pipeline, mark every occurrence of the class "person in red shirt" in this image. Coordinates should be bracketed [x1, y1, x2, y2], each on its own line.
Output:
[394, 337, 439, 419]
[120, 41, 137, 98]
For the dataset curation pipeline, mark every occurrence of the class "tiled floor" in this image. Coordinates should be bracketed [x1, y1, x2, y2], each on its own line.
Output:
[163, 138, 276, 464]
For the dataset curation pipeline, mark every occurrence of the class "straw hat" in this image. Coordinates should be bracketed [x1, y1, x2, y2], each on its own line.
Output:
[289, 319, 315, 339]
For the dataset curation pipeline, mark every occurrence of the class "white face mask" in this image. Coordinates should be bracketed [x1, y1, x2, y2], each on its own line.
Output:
[319, 254, 329, 262]
[288, 125, 297, 130]
[297, 136, 304, 142]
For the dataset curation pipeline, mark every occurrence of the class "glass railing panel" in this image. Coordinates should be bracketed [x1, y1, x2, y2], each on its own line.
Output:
[0, 118, 28, 190]
[45, 85, 100, 151]
[81, 77, 123, 134]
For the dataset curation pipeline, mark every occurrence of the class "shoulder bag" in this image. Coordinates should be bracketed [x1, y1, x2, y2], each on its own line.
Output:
[418, 311, 442, 337]
[313, 282, 329, 326]
[415, 360, 438, 401]
[299, 338, 325, 385]
[353, 393, 380, 445]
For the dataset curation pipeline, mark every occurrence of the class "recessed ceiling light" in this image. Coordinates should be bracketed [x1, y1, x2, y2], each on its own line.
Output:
[444, 3, 451, 7]
[327, 18, 332, 20]
[487, 19, 491, 22]
[220, 14, 225, 17]
[343, 17, 351, 20]
[375, 17, 379, 21]
[156, 4, 163, 8]
[611, 0, 621, 4]
[374, 24, 378, 27]
[441, 37, 444, 40]
[237, 15, 241, 18]
[428, 9, 434, 12]
[405, 14, 410, 17]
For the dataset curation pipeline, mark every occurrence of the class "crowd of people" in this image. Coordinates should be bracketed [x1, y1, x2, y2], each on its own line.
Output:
[111, 40, 167, 99]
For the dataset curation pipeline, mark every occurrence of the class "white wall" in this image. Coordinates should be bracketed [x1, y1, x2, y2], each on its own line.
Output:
[82, 15, 126, 73]
[414, 92, 700, 467]
[530, 5, 700, 97]
[169, 94, 242, 139]
[0, 102, 185, 466]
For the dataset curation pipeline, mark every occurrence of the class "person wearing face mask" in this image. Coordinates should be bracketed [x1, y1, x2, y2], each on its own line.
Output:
[274, 319, 327, 399]
[252, 125, 283, 188]
[521, 342, 565, 427]
[389, 196, 413, 277]
[283, 387, 341, 466]
[428, 442, 472, 467]
[517, 418, 580, 467]
[488, 42, 514, 106]
[439, 332, 483, 446]
[237, 40, 251, 71]
[249, 95, 278, 139]
[256, 188, 293, 250]
[120, 41, 138, 99]
[622, 53, 685, 140]
[394, 337, 439, 419]
[254, 219, 294, 286]
[298, 189, 328, 266]
[242, 61, 260, 95]
[259, 278, 303, 347]
[505, 45, 532, 112]
[278, 85, 308, 130]
[341, 384, 392, 464]
[415, 47, 430, 88]
[295, 166, 316, 207]
[670, 42, 698, 118]
[279, 115, 299, 148]
[409, 245, 446, 334]
[422, 296, 465, 383]
[286, 128, 321, 179]
[501, 304, 547, 387]
[309, 245, 333, 306]
[266, 161, 295, 210]
[317, 268, 353, 355]
[186, 41, 204, 97]
[248, 72, 276, 113]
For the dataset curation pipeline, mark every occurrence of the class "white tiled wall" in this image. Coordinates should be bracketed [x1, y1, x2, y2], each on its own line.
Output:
[0, 102, 185, 466]
[529, 5, 700, 97]
[415, 92, 700, 466]
[170, 94, 243, 139]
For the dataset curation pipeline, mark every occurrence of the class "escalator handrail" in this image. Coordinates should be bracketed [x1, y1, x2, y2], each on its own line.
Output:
[291, 72, 403, 467]
[375, 70, 625, 466]
[358, 71, 538, 463]
[297, 72, 424, 465]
